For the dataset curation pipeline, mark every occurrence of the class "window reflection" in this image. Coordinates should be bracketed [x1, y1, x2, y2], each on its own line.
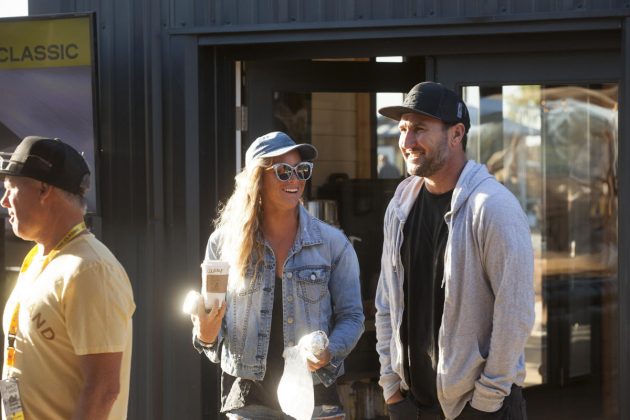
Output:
[376, 92, 404, 179]
[463, 84, 618, 418]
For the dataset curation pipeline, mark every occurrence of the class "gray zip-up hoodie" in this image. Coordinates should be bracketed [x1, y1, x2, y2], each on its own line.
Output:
[375, 160, 535, 419]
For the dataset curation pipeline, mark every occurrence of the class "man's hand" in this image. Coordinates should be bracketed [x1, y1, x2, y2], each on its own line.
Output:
[386, 389, 405, 405]
[306, 347, 332, 372]
[191, 298, 226, 344]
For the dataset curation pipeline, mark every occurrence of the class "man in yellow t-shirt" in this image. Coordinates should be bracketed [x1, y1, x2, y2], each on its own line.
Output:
[0, 136, 135, 420]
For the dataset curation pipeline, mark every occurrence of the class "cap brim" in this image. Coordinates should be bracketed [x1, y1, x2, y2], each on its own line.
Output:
[0, 160, 21, 178]
[258, 143, 318, 162]
[378, 105, 441, 122]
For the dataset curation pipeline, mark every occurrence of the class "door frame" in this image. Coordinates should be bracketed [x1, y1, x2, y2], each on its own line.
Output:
[243, 59, 423, 154]
[198, 22, 630, 418]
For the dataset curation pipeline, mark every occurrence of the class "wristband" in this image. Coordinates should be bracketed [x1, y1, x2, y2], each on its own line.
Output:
[196, 335, 216, 349]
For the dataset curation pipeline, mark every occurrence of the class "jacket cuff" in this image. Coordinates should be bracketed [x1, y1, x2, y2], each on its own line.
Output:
[313, 356, 342, 387]
[191, 329, 222, 363]
[470, 392, 504, 413]
[379, 375, 401, 402]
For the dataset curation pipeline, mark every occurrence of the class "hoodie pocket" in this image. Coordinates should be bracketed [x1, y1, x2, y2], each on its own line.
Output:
[439, 334, 485, 399]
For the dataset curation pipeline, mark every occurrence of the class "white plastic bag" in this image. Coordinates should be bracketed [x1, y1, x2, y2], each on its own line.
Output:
[277, 346, 314, 420]
[277, 331, 329, 420]
[298, 330, 329, 362]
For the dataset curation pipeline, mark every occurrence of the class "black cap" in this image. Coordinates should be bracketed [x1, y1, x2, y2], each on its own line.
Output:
[378, 81, 471, 132]
[0, 136, 90, 195]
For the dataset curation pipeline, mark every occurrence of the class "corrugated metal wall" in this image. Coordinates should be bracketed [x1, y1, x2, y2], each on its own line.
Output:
[26, 1, 630, 419]
[28, 1, 212, 419]
[172, 0, 630, 28]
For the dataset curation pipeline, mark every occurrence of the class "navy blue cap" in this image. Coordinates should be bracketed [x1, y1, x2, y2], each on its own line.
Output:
[378, 81, 470, 132]
[0, 136, 90, 195]
[245, 132, 318, 167]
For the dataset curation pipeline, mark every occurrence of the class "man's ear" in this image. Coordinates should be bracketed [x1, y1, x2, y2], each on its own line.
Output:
[450, 123, 465, 146]
[39, 182, 53, 199]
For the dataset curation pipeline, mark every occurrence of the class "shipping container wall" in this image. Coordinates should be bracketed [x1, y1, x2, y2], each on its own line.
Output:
[26, 0, 630, 419]
[26, 0, 217, 419]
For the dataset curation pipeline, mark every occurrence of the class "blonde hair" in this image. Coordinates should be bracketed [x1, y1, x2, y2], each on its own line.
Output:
[213, 157, 271, 279]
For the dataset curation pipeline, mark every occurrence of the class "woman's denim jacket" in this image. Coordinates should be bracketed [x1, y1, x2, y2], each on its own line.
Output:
[197, 205, 364, 386]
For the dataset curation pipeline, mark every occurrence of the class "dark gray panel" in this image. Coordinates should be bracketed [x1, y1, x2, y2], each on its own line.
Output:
[511, 0, 535, 12]
[419, 0, 440, 18]
[371, 0, 393, 19]
[320, 0, 340, 21]
[193, 0, 210, 26]
[302, 0, 322, 22]
[619, 16, 630, 420]
[257, 0, 275, 23]
[195, 17, 621, 46]
[28, 0, 74, 14]
[160, 34, 207, 420]
[219, 0, 238, 25]
[238, 0, 255, 24]
[336, 0, 356, 20]
[438, 0, 461, 17]
[589, 0, 613, 9]
[461, 0, 500, 16]
[278, 0, 290, 22]
[293, 1, 308, 22]
[535, 0, 558, 12]
[178, 0, 630, 28]
[436, 50, 620, 86]
[391, 0, 412, 19]
[173, 0, 194, 28]
[355, 0, 374, 20]
[216, 30, 617, 62]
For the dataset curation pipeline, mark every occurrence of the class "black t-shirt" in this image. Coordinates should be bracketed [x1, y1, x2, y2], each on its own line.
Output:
[400, 185, 452, 411]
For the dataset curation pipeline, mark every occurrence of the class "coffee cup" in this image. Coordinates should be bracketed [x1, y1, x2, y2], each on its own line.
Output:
[200, 260, 229, 310]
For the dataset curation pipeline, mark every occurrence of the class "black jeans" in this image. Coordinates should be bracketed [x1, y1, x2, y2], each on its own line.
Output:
[387, 385, 527, 420]
[458, 385, 526, 420]
[387, 397, 427, 420]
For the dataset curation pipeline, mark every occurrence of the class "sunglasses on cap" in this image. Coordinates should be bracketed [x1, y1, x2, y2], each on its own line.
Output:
[268, 162, 313, 182]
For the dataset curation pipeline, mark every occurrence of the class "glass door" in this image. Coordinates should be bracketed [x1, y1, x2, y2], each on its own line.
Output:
[243, 58, 419, 419]
[437, 52, 620, 420]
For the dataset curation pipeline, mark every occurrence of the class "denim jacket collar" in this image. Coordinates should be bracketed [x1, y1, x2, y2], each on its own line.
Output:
[256, 205, 324, 250]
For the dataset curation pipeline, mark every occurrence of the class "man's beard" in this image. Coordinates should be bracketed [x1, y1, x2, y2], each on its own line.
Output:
[406, 136, 449, 177]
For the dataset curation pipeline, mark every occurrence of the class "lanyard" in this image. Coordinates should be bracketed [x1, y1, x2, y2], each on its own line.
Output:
[5, 222, 87, 367]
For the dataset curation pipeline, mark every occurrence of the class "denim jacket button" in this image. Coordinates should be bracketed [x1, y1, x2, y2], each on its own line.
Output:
[286, 272, 293, 279]
[287, 295, 293, 302]
[287, 317, 294, 324]
[310, 274, 316, 280]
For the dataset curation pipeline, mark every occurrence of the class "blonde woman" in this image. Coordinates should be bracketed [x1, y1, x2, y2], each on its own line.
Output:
[191, 132, 364, 419]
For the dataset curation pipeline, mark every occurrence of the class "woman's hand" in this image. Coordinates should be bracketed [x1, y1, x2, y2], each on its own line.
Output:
[191, 299, 226, 345]
[306, 347, 332, 372]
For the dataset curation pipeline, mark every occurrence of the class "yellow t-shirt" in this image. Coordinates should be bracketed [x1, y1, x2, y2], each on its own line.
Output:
[2, 233, 135, 420]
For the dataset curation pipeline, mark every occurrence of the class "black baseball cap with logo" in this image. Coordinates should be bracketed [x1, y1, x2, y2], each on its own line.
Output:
[378, 81, 471, 132]
[0, 136, 90, 195]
